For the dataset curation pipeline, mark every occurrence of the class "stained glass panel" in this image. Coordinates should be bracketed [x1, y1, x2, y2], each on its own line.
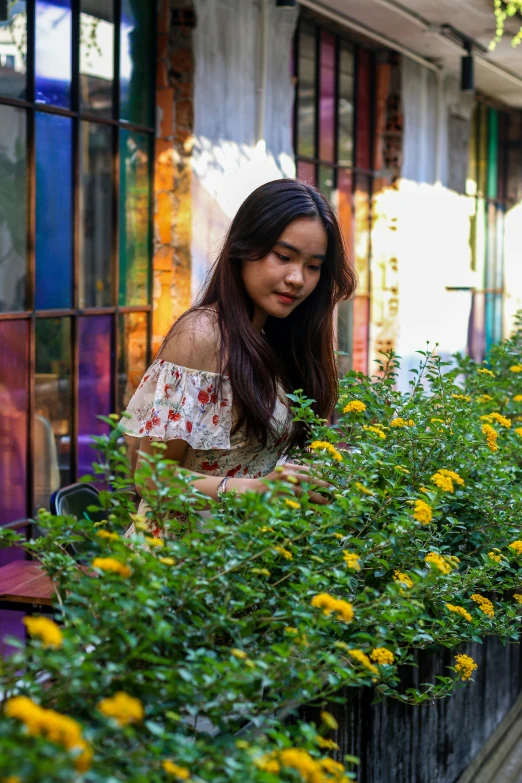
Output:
[0, 105, 26, 312]
[354, 175, 371, 295]
[297, 160, 315, 185]
[319, 31, 335, 163]
[338, 167, 353, 268]
[35, 318, 72, 510]
[35, 0, 72, 108]
[352, 296, 369, 374]
[319, 165, 335, 206]
[297, 22, 316, 159]
[119, 129, 151, 306]
[0, 1, 27, 100]
[80, 0, 115, 117]
[338, 42, 354, 166]
[79, 122, 113, 307]
[120, 0, 154, 127]
[355, 48, 371, 170]
[78, 316, 113, 477]
[337, 299, 352, 378]
[35, 112, 73, 309]
[118, 312, 147, 414]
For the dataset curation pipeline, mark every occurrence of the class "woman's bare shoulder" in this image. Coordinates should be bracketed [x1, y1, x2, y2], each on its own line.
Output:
[157, 307, 222, 373]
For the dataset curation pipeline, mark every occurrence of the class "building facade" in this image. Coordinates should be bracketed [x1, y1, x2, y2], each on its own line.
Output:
[0, 0, 522, 524]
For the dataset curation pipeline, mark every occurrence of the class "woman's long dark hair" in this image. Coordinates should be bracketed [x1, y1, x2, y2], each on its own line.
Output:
[167, 178, 356, 450]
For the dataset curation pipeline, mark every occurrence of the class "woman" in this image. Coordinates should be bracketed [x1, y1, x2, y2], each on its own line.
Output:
[122, 179, 356, 534]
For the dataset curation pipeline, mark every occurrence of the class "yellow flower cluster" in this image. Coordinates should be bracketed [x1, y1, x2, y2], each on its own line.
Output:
[355, 481, 374, 496]
[284, 498, 301, 510]
[145, 536, 164, 548]
[431, 469, 464, 493]
[274, 545, 293, 560]
[5, 696, 91, 771]
[477, 394, 494, 402]
[98, 691, 144, 726]
[488, 550, 503, 563]
[452, 394, 471, 402]
[425, 552, 457, 575]
[23, 616, 63, 649]
[370, 647, 395, 665]
[394, 465, 410, 474]
[510, 365, 522, 373]
[515, 427, 522, 437]
[343, 551, 361, 571]
[513, 395, 522, 402]
[471, 594, 495, 617]
[363, 425, 386, 439]
[413, 499, 433, 525]
[159, 556, 176, 566]
[482, 423, 499, 452]
[320, 710, 339, 730]
[92, 557, 131, 578]
[454, 653, 478, 681]
[311, 593, 354, 623]
[343, 400, 366, 413]
[478, 367, 495, 377]
[480, 412, 511, 428]
[390, 418, 415, 427]
[309, 440, 343, 462]
[514, 594, 522, 604]
[96, 529, 120, 541]
[316, 737, 339, 750]
[162, 760, 191, 780]
[445, 604, 472, 622]
[348, 648, 379, 675]
[509, 540, 522, 555]
[393, 570, 413, 588]
[256, 748, 348, 782]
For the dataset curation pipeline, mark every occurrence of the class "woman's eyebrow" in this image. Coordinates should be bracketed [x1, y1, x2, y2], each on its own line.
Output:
[275, 240, 326, 261]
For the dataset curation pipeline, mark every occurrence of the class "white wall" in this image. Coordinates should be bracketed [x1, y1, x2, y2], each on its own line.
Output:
[191, 0, 298, 298]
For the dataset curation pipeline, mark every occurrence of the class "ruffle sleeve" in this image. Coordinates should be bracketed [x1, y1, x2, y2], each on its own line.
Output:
[121, 359, 232, 450]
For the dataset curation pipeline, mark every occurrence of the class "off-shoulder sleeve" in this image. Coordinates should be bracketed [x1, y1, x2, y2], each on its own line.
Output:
[120, 359, 232, 450]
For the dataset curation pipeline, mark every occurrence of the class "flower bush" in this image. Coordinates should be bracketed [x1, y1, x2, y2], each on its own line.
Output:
[2, 323, 522, 781]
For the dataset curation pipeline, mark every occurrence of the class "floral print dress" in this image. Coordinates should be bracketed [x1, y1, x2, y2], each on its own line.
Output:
[121, 359, 294, 535]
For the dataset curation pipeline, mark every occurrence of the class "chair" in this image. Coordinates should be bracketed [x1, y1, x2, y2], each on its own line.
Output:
[50, 483, 104, 558]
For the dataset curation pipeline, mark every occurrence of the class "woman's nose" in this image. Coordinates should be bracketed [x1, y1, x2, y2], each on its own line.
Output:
[285, 266, 304, 287]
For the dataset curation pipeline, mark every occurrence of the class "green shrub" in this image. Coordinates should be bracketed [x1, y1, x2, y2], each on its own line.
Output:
[2, 322, 522, 782]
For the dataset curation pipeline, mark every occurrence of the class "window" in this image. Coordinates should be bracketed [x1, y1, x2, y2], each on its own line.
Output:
[293, 18, 378, 375]
[467, 104, 516, 361]
[0, 0, 155, 523]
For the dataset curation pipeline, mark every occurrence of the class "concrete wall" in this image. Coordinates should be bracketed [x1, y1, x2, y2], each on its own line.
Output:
[191, 0, 298, 298]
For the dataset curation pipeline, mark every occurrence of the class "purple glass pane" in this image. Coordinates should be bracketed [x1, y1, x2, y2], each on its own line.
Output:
[297, 160, 316, 185]
[0, 320, 28, 654]
[78, 316, 113, 477]
[319, 31, 335, 163]
[356, 48, 371, 170]
[35, 0, 72, 107]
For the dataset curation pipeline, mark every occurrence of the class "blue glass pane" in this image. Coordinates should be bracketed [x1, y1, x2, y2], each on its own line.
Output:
[35, 112, 72, 309]
[119, 129, 151, 306]
[0, 104, 26, 311]
[120, 0, 154, 127]
[78, 316, 113, 477]
[35, 0, 72, 107]
[0, 1, 27, 100]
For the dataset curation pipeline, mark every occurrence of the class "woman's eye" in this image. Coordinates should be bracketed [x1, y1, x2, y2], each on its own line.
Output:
[277, 253, 291, 262]
[309, 265, 321, 272]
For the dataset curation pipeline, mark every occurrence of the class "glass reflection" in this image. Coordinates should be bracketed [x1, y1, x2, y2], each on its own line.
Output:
[78, 316, 112, 477]
[356, 48, 371, 170]
[0, 1, 27, 99]
[35, 112, 72, 309]
[0, 105, 26, 312]
[297, 160, 315, 185]
[319, 31, 335, 163]
[352, 296, 369, 374]
[120, 0, 153, 127]
[354, 175, 371, 295]
[338, 168, 353, 261]
[35, 318, 71, 510]
[0, 320, 27, 525]
[119, 129, 151, 306]
[319, 165, 335, 206]
[338, 43, 354, 166]
[35, 0, 72, 107]
[80, 0, 114, 116]
[297, 23, 316, 159]
[79, 122, 113, 307]
[118, 312, 147, 414]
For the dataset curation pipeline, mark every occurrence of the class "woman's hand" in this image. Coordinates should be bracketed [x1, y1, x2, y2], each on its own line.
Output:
[258, 461, 334, 505]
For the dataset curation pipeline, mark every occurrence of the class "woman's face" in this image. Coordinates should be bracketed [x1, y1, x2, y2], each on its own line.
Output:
[241, 217, 328, 330]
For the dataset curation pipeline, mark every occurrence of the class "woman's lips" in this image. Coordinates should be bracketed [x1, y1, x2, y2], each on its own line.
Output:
[275, 293, 296, 304]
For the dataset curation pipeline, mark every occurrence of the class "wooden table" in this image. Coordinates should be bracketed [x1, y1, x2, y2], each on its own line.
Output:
[0, 560, 55, 614]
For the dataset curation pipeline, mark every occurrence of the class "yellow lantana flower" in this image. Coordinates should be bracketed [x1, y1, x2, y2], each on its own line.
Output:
[510, 365, 522, 373]
[348, 648, 379, 675]
[162, 760, 191, 780]
[413, 499, 433, 525]
[23, 616, 63, 649]
[98, 692, 144, 726]
[343, 400, 366, 413]
[91, 557, 131, 578]
[370, 647, 394, 665]
[390, 418, 415, 427]
[471, 593, 495, 617]
[309, 440, 343, 461]
[311, 593, 354, 623]
[445, 603, 472, 622]
[343, 551, 361, 571]
[363, 425, 386, 439]
[454, 653, 478, 680]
